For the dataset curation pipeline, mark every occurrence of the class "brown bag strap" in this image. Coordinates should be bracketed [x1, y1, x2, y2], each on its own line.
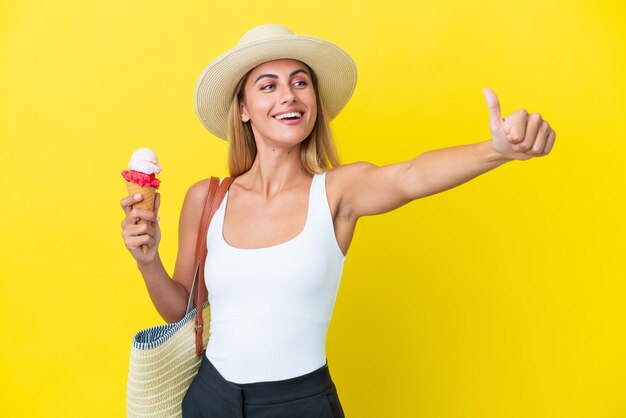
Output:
[193, 176, 235, 356]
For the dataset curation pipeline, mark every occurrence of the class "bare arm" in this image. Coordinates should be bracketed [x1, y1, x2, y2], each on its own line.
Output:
[336, 88, 556, 219]
[136, 253, 188, 323]
[121, 179, 212, 323]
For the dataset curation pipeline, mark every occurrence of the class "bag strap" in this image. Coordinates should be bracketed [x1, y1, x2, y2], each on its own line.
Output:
[192, 176, 235, 356]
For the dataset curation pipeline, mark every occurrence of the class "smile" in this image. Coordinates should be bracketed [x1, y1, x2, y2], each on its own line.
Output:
[273, 111, 303, 120]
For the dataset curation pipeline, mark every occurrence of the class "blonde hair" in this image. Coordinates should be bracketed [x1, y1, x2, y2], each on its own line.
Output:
[227, 66, 340, 177]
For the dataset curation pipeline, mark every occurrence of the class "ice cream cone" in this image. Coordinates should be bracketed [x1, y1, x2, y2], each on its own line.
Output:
[125, 181, 156, 254]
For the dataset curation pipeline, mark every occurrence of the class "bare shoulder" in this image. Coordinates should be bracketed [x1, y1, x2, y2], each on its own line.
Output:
[326, 162, 377, 220]
[326, 160, 414, 219]
[326, 161, 376, 186]
[180, 178, 213, 221]
[186, 178, 213, 203]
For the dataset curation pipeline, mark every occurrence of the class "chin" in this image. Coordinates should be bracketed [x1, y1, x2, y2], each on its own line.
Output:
[254, 127, 313, 147]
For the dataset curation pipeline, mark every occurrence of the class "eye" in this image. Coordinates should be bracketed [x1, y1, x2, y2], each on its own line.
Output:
[293, 80, 308, 87]
[260, 84, 275, 91]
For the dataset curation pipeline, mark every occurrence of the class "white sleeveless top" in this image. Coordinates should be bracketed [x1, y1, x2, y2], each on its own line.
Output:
[204, 172, 346, 383]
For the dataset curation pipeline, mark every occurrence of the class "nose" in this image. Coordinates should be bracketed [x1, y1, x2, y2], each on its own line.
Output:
[280, 85, 296, 104]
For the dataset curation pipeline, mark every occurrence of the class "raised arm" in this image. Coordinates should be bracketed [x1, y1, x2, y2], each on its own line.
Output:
[335, 88, 556, 218]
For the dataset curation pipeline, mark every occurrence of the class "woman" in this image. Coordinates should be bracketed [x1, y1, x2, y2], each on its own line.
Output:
[120, 24, 555, 417]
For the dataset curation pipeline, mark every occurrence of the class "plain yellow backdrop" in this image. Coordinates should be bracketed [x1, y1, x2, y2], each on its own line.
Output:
[1, 0, 625, 417]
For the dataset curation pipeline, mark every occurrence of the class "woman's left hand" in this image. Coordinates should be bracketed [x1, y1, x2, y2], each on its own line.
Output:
[483, 88, 556, 161]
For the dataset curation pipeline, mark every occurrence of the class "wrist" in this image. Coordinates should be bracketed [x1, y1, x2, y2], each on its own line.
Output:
[484, 139, 513, 164]
[137, 252, 162, 271]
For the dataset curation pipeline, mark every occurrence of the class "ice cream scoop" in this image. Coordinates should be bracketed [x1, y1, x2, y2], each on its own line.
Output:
[122, 147, 161, 254]
[128, 148, 162, 175]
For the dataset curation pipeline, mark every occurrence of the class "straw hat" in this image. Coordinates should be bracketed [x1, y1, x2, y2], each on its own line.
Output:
[194, 24, 357, 140]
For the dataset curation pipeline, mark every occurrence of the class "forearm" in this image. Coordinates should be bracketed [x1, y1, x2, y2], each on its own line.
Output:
[406, 139, 511, 199]
[137, 253, 189, 323]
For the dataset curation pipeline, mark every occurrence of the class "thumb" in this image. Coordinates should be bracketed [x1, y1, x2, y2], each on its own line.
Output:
[483, 88, 509, 134]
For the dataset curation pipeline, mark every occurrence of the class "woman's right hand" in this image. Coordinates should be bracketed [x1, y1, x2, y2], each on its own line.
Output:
[120, 192, 161, 264]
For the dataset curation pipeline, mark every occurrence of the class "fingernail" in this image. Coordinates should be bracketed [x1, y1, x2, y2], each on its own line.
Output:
[155, 216, 160, 222]
[134, 194, 141, 200]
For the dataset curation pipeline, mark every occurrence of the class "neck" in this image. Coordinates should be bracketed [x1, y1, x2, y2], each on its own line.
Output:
[240, 140, 310, 199]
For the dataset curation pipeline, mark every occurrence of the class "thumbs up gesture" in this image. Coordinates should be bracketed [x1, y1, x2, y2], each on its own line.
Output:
[483, 88, 556, 161]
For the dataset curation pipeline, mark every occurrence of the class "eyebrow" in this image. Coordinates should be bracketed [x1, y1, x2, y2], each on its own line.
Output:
[253, 68, 311, 85]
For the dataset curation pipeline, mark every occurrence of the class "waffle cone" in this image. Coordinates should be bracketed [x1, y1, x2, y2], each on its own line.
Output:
[125, 181, 157, 254]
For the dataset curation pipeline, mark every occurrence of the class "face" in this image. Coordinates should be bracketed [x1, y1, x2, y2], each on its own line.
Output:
[239, 59, 317, 147]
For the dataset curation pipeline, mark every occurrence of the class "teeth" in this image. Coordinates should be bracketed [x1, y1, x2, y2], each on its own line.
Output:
[274, 112, 302, 120]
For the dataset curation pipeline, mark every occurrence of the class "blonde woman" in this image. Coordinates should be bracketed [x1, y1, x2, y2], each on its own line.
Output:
[120, 24, 556, 418]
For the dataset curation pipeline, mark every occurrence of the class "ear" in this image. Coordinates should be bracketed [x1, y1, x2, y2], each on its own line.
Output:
[240, 103, 250, 123]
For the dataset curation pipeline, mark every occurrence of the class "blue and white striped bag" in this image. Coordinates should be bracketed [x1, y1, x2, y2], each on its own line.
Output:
[126, 299, 210, 417]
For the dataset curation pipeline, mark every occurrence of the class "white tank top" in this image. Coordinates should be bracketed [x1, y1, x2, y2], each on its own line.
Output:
[204, 171, 346, 383]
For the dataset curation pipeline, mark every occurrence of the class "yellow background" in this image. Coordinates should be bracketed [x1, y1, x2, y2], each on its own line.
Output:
[1, 0, 625, 417]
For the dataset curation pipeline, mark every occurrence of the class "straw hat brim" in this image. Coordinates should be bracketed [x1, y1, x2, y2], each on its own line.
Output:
[194, 35, 357, 140]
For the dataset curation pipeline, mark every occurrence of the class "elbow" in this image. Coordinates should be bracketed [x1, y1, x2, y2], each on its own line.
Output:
[162, 306, 187, 324]
[161, 285, 190, 324]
